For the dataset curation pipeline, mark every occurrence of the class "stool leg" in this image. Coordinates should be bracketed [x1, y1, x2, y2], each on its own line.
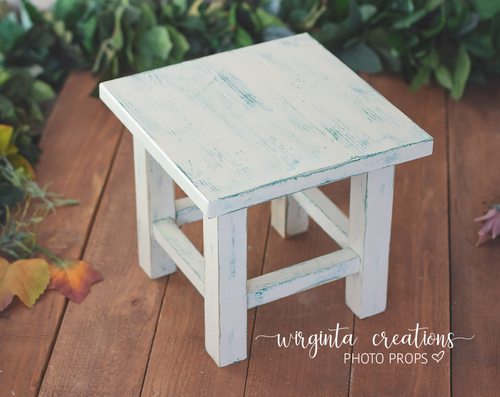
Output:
[133, 136, 177, 279]
[271, 196, 309, 238]
[346, 166, 395, 319]
[204, 209, 248, 367]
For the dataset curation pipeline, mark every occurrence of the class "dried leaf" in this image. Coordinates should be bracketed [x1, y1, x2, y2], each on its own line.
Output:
[8, 153, 36, 180]
[48, 260, 103, 303]
[0, 258, 50, 311]
[0, 124, 13, 154]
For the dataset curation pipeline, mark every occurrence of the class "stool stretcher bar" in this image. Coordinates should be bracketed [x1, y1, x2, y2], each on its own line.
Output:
[174, 197, 203, 226]
[153, 218, 205, 296]
[153, 217, 361, 311]
[292, 187, 349, 248]
[247, 248, 360, 309]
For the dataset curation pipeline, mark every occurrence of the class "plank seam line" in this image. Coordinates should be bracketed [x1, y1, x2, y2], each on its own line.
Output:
[138, 274, 170, 397]
[243, 209, 272, 397]
[347, 305, 356, 397]
[36, 125, 125, 396]
[445, 89, 453, 397]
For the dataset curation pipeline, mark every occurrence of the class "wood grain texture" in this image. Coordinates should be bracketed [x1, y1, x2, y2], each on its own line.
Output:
[348, 76, 450, 396]
[153, 217, 204, 296]
[247, 247, 360, 309]
[133, 137, 177, 279]
[449, 76, 500, 396]
[245, 179, 354, 397]
[101, 34, 432, 218]
[38, 133, 166, 396]
[346, 166, 395, 319]
[204, 209, 248, 367]
[140, 203, 270, 396]
[0, 72, 123, 397]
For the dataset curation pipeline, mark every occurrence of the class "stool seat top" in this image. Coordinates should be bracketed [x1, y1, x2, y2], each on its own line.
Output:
[101, 33, 433, 218]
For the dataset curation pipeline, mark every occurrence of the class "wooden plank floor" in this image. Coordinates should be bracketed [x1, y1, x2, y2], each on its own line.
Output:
[1, 72, 499, 397]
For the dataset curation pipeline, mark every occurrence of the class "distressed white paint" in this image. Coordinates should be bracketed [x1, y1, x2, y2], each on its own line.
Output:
[100, 33, 433, 219]
[153, 218, 204, 296]
[292, 187, 349, 248]
[175, 197, 203, 226]
[247, 248, 360, 309]
[133, 136, 176, 279]
[102, 34, 435, 367]
[346, 166, 395, 319]
[204, 209, 248, 367]
[271, 196, 308, 238]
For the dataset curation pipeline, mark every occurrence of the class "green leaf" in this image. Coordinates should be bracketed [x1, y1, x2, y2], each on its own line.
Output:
[122, 5, 141, 25]
[425, 0, 444, 12]
[109, 6, 125, 49]
[21, 0, 42, 23]
[173, 0, 188, 17]
[420, 45, 440, 68]
[136, 3, 158, 36]
[234, 27, 254, 48]
[421, 4, 445, 38]
[395, 0, 415, 14]
[81, 16, 97, 41]
[241, 2, 262, 33]
[393, 9, 426, 29]
[457, 13, 479, 37]
[344, 1, 361, 31]
[451, 46, 471, 100]
[410, 66, 431, 92]
[0, 16, 25, 53]
[256, 8, 285, 29]
[29, 99, 44, 123]
[178, 15, 206, 31]
[469, 0, 500, 21]
[310, 22, 343, 46]
[54, 0, 86, 29]
[289, 8, 309, 26]
[330, 0, 350, 21]
[359, 5, 377, 22]
[0, 95, 14, 120]
[30, 80, 56, 103]
[462, 31, 495, 58]
[123, 22, 135, 68]
[165, 25, 189, 64]
[375, 48, 401, 72]
[91, 6, 125, 74]
[337, 43, 383, 73]
[262, 0, 280, 17]
[0, 69, 12, 87]
[19, 0, 33, 31]
[138, 26, 173, 61]
[435, 63, 453, 90]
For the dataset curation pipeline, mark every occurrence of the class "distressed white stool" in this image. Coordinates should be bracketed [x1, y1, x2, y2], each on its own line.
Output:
[100, 33, 433, 367]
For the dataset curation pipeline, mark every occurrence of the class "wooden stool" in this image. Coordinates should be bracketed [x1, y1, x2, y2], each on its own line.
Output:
[100, 33, 433, 367]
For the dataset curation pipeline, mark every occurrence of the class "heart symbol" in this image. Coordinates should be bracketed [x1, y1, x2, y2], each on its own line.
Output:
[432, 351, 445, 363]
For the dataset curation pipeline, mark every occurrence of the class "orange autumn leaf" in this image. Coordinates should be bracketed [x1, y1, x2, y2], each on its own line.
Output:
[48, 260, 103, 303]
[0, 258, 51, 311]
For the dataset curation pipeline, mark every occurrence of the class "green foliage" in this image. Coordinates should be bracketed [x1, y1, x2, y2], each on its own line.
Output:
[0, 157, 79, 213]
[0, 198, 42, 258]
[277, 0, 500, 96]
